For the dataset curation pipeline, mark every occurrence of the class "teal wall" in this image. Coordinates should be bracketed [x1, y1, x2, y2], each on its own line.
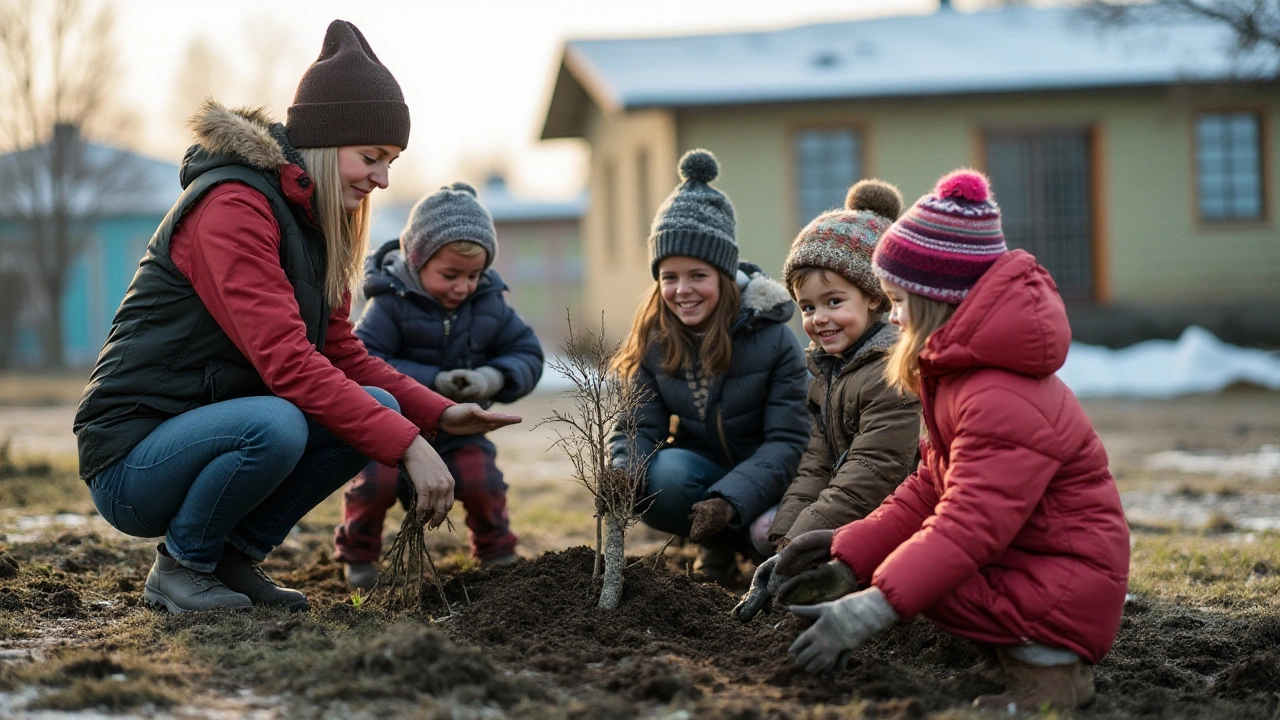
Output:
[1, 213, 159, 367]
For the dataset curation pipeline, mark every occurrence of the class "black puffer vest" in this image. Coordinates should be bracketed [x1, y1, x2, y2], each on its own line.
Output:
[74, 106, 328, 481]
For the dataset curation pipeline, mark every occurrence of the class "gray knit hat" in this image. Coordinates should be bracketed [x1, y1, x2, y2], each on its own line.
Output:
[287, 20, 410, 150]
[783, 179, 904, 307]
[401, 182, 497, 273]
[648, 149, 738, 279]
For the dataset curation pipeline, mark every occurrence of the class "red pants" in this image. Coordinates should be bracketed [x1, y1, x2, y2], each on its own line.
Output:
[333, 443, 517, 563]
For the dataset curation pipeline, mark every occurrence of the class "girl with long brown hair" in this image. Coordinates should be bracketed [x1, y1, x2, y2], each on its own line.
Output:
[610, 149, 809, 583]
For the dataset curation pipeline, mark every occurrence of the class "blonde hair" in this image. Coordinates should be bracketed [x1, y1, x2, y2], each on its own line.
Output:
[612, 272, 740, 380]
[883, 291, 957, 396]
[298, 147, 371, 306]
[441, 240, 486, 259]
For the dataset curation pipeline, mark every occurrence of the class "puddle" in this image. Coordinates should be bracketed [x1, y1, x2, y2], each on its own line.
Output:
[0, 687, 285, 719]
[1145, 444, 1280, 480]
[0, 514, 114, 545]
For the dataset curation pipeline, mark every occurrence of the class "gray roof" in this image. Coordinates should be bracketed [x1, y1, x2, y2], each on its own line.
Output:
[544, 4, 1271, 138]
[371, 177, 587, 243]
[0, 138, 179, 218]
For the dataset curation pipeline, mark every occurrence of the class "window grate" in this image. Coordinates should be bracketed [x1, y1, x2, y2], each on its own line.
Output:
[986, 130, 1094, 300]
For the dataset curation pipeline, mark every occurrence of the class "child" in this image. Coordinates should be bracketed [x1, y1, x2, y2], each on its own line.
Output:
[782, 170, 1129, 713]
[766, 179, 922, 549]
[334, 182, 544, 588]
[610, 149, 809, 584]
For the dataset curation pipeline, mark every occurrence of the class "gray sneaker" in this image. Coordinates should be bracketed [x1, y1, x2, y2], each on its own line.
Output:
[344, 561, 378, 591]
[144, 549, 253, 614]
[214, 547, 309, 612]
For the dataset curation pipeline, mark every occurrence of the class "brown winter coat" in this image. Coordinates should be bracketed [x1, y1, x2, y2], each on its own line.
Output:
[768, 322, 921, 545]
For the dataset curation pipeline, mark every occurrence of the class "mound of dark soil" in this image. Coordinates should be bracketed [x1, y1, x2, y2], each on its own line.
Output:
[392, 546, 1280, 719]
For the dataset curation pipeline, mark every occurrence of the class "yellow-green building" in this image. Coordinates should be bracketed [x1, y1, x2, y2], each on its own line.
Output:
[541, 4, 1280, 347]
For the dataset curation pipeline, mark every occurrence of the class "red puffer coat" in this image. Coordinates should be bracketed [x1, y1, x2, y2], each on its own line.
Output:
[831, 250, 1129, 663]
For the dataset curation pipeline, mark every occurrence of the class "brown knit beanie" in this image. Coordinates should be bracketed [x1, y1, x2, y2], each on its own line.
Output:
[783, 179, 904, 308]
[286, 20, 410, 150]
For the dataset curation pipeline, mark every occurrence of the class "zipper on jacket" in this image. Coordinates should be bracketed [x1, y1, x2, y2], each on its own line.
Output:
[443, 314, 452, 340]
[714, 406, 736, 467]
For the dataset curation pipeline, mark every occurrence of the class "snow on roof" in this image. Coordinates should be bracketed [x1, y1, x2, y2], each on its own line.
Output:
[545, 4, 1270, 137]
[0, 138, 179, 218]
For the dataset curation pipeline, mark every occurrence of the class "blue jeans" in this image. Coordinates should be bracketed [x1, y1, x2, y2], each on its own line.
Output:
[88, 388, 396, 573]
[641, 447, 775, 559]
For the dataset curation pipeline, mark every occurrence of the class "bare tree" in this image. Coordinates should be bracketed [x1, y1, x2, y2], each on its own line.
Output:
[0, 0, 145, 367]
[1082, 0, 1280, 76]
[539, 313, 652, 610]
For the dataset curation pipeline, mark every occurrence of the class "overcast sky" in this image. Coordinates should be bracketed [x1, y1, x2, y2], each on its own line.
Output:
[111, 0, 953, 201]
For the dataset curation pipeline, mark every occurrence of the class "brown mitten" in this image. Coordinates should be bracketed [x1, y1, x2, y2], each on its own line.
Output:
[688, 498, 736, 542]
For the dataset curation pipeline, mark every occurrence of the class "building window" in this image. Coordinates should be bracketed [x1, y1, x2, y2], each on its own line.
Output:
[1195, 112, 1264, 222]
[985, 129, 1094, 300]
[794, 128, 861, 228]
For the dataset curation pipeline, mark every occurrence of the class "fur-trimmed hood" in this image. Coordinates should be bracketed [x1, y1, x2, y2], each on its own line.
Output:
[178, 101, 303, 189]
[733, 261, 794, 332]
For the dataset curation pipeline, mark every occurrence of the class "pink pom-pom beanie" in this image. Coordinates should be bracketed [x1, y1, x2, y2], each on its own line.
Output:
[871, 169, 1007, 304]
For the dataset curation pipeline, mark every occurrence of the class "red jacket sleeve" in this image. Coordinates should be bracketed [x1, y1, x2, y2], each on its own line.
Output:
[169, 183, 452, 466]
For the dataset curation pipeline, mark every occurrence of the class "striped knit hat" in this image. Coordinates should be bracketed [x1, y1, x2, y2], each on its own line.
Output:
[872, 169, 1006, 304]
[783, 178, 903, 307]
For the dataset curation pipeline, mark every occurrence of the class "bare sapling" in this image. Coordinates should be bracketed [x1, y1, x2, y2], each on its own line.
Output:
[539, 313, 651, 610]
[372, 466, 452, 615]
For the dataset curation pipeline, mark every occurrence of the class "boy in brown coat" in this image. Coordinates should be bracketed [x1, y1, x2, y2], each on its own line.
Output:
[767, 180, 922, 548]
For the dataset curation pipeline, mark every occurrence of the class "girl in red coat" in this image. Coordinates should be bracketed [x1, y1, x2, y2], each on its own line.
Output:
[780, 169, 1129, 713]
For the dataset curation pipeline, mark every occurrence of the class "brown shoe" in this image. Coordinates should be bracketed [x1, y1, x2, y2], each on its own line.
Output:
[693, 545, 741, 585]
[970, 641, 1007, 685]
[973, 649, 1095, 713]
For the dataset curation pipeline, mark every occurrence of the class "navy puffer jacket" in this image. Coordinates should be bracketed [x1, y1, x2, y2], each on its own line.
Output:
[355, 239, 544, 454]
[611, 262, 810, 525]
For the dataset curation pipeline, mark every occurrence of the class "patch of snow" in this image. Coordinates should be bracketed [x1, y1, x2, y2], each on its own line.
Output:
[1059, 326, 1280, 399]
[1145, 445, 1280, 480]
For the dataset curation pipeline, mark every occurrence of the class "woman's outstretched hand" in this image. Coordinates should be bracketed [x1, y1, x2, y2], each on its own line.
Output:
[402, 436, 455, 529]
[438, 403, 522, 435]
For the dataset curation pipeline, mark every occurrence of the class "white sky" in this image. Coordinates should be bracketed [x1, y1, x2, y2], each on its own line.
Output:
[110, 0, 942, 202]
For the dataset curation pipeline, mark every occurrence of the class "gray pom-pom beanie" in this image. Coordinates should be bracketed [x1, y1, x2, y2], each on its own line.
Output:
[782, 178, 904, 307]
[401, 181, 498, 273]
[648, 149, 738, 279]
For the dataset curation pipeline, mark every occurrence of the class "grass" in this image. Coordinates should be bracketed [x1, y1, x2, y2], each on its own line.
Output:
[1129, 530, 1280, 605]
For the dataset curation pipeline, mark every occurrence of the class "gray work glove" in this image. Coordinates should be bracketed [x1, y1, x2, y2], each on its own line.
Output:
[451, 366, 504, 401]
[788, 587, 898, 674]
[774, 528, 835, 578]
[435, 367, 504, 401]
[776, 559, 859, 606]
[732, 554, 787, 622]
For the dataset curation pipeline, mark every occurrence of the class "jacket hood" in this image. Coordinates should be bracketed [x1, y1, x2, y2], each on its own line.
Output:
[179, 100, 299, 188]
[362, 238, 505, 303]
[735, 261, 794, 329]
[807, 320, 899, 377]
[920, 250, 1070, 379]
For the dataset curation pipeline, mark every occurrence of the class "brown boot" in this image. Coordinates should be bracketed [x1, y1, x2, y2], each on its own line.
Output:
[969, 641, 1006, 685]
[973, 648, 1095, 713]
[693, 545, 741, 585]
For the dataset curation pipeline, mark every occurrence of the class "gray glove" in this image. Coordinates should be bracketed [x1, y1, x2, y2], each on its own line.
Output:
[775, 559, 859, 606]
[788, 587, 898, 674]
[452, 366, 504, 401]
[732, 554, 788, 622]
[435, 367, 504, 401]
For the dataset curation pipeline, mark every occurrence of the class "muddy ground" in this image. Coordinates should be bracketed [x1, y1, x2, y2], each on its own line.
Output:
[0, 387, 1278, 718]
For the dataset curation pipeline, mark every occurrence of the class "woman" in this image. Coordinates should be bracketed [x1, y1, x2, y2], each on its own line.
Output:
[73, 20, 517, 614]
